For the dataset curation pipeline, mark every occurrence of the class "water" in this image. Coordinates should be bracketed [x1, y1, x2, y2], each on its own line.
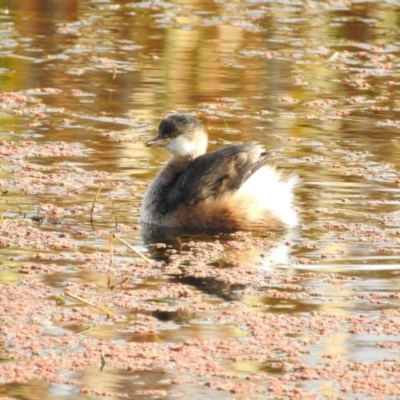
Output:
[1, 0, 400, 398]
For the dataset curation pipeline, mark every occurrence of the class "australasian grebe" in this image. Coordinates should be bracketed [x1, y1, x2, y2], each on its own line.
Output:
[141, 114, 298, 233]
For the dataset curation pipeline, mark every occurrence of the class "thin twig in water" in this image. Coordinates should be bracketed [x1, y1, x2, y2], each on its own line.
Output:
[110, 276, 130, 291]
[75, 326, 93, 335]
[109, 233, 114, 268]
[65, 291, 115, 316]
[111, 200, 118, 228]
[108, 234, 113, 289]
[90, 184, 104, 226]
[113, 233, 153, 265]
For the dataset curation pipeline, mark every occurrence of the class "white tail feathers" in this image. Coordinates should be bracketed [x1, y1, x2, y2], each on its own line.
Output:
[237, 165, 299, 228]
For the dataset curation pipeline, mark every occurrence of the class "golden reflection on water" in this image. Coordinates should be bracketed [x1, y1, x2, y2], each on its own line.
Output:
[1, 0, 399, 281]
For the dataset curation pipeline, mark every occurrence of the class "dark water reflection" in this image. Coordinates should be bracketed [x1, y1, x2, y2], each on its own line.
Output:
[1, 0, 400, 398]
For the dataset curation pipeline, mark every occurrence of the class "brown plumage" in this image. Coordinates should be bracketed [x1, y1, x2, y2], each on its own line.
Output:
[141, 114, 298, 234]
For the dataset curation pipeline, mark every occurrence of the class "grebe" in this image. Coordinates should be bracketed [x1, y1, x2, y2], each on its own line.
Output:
[141, 114, 298, 233]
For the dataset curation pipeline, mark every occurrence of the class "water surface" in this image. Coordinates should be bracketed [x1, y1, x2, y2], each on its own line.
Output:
[1, 0, 400, 398]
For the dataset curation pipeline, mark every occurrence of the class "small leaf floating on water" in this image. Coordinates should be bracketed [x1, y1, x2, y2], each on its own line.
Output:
[54, 294, 65, 306]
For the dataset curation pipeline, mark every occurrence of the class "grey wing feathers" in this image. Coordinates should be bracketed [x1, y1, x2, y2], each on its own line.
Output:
[167, 143, 271, 208]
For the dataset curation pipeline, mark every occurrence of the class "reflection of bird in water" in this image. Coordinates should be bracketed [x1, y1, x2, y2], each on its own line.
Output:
[141, 114, 298, 235]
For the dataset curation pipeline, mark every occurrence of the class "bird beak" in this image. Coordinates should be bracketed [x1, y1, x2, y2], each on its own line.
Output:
[144, 137, 168, 147]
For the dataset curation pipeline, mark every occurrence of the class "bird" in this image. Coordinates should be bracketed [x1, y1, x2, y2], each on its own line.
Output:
[140, 114, 298, 234]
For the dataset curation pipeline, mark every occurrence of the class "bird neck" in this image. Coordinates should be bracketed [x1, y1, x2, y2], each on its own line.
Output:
[161, 155, 194, 180]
